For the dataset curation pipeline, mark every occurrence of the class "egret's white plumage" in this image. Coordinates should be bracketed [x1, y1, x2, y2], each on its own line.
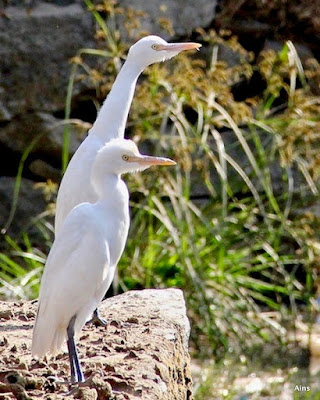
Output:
[54, 35, 201, 234]
[32, 139, 176, 382]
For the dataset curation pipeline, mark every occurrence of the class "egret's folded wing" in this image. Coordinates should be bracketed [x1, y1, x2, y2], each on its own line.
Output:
[32, 204, 109, 357]
[39, 206, 89, 296]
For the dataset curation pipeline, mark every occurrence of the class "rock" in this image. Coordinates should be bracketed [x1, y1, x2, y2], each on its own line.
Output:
[28, 159, 61, 181]
[0, 288, 193, 400]
[6, 0, 82, 6]
[0, 112, 87, 176]
[97, 289, 192, 399]
[216, 0, 320, 54]
[0, 176, 49, 242]
[118, 0, 217, 38]
[216, 43, 246, 67]
[0, 90, 11, 122]
[0, 2, 94, 116]
[0, 113, 90, 184]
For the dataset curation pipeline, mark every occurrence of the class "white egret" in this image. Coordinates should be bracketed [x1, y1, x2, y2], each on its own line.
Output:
[32, 138, 176, 383]
[55, 35, 201, 234]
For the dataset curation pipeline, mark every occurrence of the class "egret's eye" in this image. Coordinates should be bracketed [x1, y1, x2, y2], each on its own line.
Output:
[151, 44, 159, 50]
[122, 155, 129, 161]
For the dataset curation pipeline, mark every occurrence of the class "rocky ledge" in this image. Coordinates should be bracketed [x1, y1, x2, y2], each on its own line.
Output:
[0, 288, 192, 400]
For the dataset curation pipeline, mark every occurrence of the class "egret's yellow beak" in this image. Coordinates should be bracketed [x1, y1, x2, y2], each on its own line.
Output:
[157, 42, 202, 52]
[128, 155, 176, 166]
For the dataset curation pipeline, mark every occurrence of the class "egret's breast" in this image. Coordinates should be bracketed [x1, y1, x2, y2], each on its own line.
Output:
[107, 212, 130, 267]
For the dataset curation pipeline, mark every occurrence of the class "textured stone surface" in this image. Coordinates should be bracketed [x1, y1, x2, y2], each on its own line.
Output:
[118, 0, 217, 38]
[0, 288, 192, 399]
[0, 177, 48, 240]
[0, 2, 94, 116]
[0, 112, 85, 165]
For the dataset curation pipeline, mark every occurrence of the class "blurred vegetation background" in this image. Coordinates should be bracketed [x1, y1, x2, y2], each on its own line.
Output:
[1, 0, 320, 398]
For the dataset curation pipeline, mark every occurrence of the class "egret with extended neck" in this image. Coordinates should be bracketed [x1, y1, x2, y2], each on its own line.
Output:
[55, 35, 201, 234]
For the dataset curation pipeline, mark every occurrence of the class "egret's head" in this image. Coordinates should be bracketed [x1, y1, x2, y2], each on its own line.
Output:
[127, 35, 201, 68]
[94, 138, 176, 177]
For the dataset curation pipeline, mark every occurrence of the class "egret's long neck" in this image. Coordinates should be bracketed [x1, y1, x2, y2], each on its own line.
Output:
[89, 60, 142, 141]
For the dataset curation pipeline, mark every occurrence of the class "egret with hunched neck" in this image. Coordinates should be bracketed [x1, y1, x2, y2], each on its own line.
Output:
[32, 138, 176, 384]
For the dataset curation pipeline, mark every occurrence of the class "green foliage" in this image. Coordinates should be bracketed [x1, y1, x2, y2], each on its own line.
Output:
[0, 230, 48, 300]
[1, 0, 320, 359]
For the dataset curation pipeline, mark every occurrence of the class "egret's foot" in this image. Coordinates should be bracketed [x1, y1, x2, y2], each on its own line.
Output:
[63, 373, 86, 395]
[87, 308, 107, 327]
[64, 372, 102, 396]
[63, 379, 88, 397]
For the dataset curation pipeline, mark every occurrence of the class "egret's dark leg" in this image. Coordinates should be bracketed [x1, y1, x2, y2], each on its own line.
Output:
[67, 338, 76, 383]
[87, 308, 107, 327]
[67, 315, 84, 384]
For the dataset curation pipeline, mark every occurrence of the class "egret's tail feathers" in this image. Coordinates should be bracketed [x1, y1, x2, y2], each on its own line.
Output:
[32, 315, 66, 358]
